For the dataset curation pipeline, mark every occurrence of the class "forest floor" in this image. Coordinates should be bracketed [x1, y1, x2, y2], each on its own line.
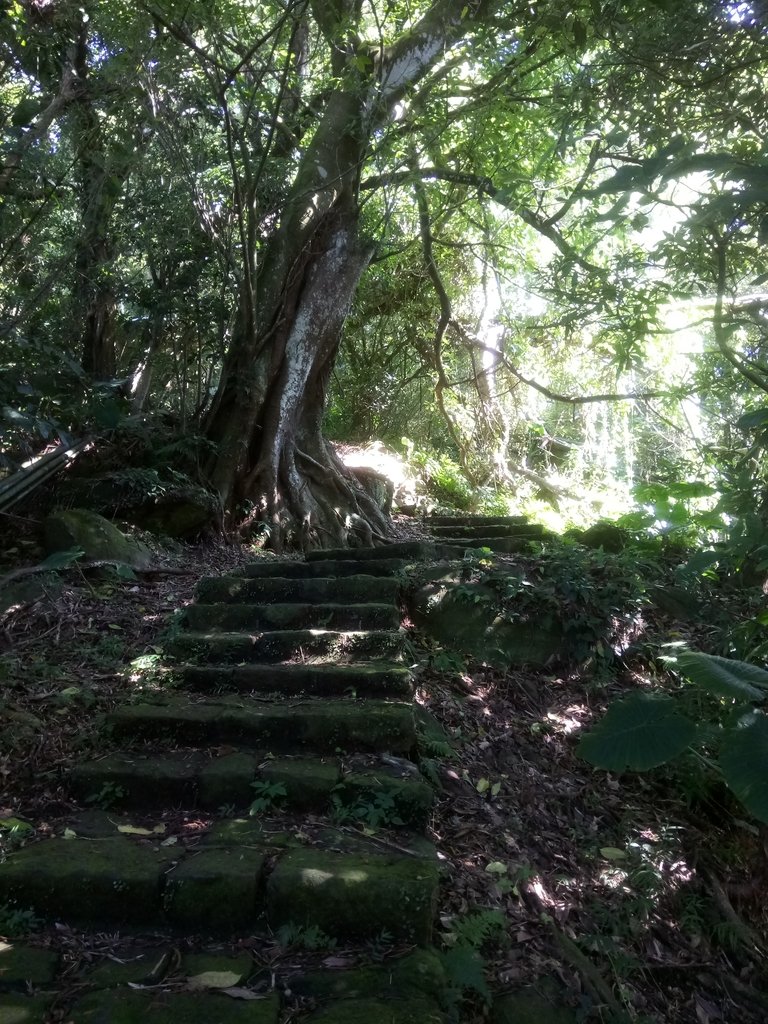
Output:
[1, 519, 768, 1023]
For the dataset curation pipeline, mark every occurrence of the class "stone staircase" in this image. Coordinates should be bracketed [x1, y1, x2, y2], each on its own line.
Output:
[0, 516, 535, 1020]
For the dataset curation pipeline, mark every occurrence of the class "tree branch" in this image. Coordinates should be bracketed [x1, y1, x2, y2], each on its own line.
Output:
[361, 166, 599, 272]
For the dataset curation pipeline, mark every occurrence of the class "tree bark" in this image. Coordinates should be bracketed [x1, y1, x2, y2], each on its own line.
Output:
[204, 0, 498, 547]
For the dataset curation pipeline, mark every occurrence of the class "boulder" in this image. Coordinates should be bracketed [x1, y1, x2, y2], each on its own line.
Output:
[411, 575, 565, 667]
[44, 509, 152, 569]
[62, 471, 219, 538]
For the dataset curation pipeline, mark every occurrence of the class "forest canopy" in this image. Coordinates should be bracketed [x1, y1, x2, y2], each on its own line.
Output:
[2, 0, 768, 548]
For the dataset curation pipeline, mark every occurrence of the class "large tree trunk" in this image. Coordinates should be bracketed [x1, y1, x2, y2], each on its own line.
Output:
[204, 0, 496, 548]
[204, 196, 389, 549]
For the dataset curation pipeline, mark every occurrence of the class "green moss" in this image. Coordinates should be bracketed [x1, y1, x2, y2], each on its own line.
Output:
[86, 954, 162, 988]
[305, 996, 445, 1023]
[163, 848, 266, 931]
[184, 603, 399, 632]
[0, 839, 169, 926]
[70, 754, 201, 807]
[259, 759, 340, 808]
[493, 988, 578, 1024]
[44, 509, 151, 569]
[0, 943, 58, 988]
[266, 849, 438, 944]
[196, 576, 399, 605]
[0, 993, 52, 1023]
[198, 754, 257, 810]
[201, 820, 297, 850]
[291, 949, 445, 1003]
[69, 990, 280, 1023]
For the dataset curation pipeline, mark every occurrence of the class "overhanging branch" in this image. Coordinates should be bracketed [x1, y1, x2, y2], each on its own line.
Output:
[361, 166, 599, 271]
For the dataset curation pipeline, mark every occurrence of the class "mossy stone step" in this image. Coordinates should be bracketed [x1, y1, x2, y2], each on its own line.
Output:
[168, 629, 406, 665]
[183, 602, 399, 632]
[181, 662, 412, 697]
[69, 989, 280, 1022]
[234, 558, 409, 578]
[70, 752, 433, 824]
[0, 992, 52, 1021]
[428, 522, 545, 538]
[426, 514, 528, 527]
[0, 942, 59, 988]
[267, 847, 438, 944]
[305, 997, 445, 1023]
[438, 535, 543, 553]
[0, 833, 437, 940]
[196, 575, 400, 605]
[107, 698, 417, 755]
[0, 838, 175, 927]
[305, 542, 442, 562]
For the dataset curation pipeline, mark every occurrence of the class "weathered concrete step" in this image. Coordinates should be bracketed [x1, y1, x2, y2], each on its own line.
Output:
[69, 990, 280, 1023]
[5, 949, 448, 1022]
[69, 751, 433, 824]
[61, 949, 447, 1022]
[107, 697, 416, 755]
[183, 602, 400, 632]
[168, 628, 406, 664]
[234, 557, 408, 578]
[426, 514, 528, 527]
[428, 522, 545, 538]
[0, 831, 437, 941]
[438, 535, 541, 553]
[306, 541, 444, 562]
[182, 662, 413, 697]
[196, 575, 400, 605]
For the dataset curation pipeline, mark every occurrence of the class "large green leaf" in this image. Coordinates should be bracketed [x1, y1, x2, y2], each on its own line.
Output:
[578, 694, 696, 772]
[720, 713, 768, 823]
[671, 651, 768, 702]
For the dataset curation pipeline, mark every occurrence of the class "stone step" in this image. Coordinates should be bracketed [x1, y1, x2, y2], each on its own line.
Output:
[69, 751, 433, 824]
[306, 541, 442, 562]
[183, 602, 400, 632]
[0, 829, 437, 941]
[428, 522, 545, 538]
[61, 949, 448, 1022]
[168, 628, 407, 664]
[107, 697, 416, 755]
[196, 575, 400, 605]
[181, 662, 413, 697]
[425, 514, 528, 527]
[234, 557, 409, 578]
[437, 535, 541, 553]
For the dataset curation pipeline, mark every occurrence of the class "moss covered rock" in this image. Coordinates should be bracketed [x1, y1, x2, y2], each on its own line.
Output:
[266, 849, 438, 943]
[63, 471, 219, 539]
[0, 838, 169, 926]
[163, 848, 266, 931]
[44, 509, 151, 569]
[412, 579, 565, 667]
[0, 942, 58, 988]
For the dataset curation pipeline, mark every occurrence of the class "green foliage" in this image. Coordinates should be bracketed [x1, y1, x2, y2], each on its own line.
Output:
[330, 790, 403, 829]
[248, 781, 287, 816]
[577, 693, 698, 771]
[86, 782, 127, 809]
[479, 540, 653, 664]
[579, 649, 768, 823]
[440, 910, 506, 1008]
[276, 921, 337, 951]
[0, 903, 41, 937]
